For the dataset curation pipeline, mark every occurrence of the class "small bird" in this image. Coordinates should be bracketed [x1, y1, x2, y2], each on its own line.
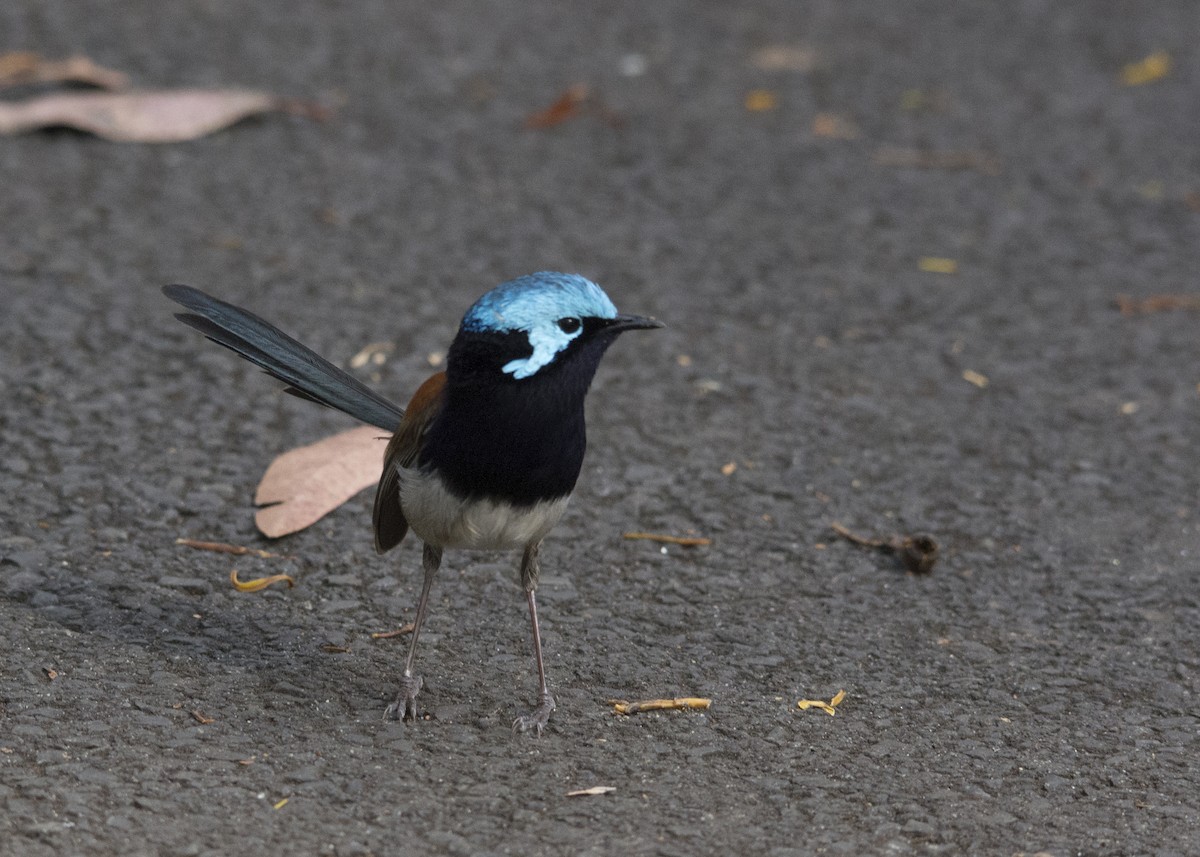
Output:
[163, 273, 662, 733]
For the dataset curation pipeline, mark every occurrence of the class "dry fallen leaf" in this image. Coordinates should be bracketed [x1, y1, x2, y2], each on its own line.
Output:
[567, 786, 617, 797]
[230, 569, 295, 593]
[797, 689, 846, 716]
[43, 667, 59, 681]
[255, 425, 386, 538]
[0, 88, 321, 142]
[609, 697, 712, 715]
[0, 52, 130, 90]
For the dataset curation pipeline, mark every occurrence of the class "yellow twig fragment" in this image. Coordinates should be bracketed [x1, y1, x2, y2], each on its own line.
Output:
[273, 798, 289, 810]
[609, 697, 712, 715]
[745, 89, 778, 111]
[962, 369, 989, 389]
[918, 256, 958, 274]
[797, 689, 847, 716]
[230, 569, 295, 592]
[1121, 51, 1170, 86]
[622, 532, 712, 547]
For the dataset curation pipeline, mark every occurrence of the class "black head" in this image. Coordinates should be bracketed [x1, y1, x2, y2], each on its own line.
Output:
[421, 272, 662, 505]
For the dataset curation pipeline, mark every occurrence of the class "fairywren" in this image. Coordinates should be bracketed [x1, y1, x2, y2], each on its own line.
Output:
[164, 272, 662, 733]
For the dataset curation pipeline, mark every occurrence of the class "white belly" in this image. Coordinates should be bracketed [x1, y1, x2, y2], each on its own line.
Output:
[399, 467, 571, 550]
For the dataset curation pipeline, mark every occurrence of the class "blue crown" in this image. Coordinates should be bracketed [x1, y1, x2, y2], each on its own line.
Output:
[461, 272, 618, 334]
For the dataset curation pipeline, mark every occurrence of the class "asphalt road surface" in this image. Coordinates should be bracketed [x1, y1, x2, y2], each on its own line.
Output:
[2, 2, 1198, 854]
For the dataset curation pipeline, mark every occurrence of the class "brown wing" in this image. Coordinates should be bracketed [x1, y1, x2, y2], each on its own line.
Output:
[372, 371, 447, 552]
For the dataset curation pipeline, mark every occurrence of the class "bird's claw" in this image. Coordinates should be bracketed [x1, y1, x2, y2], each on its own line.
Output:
[512, 691, 556, 736]
[384, 674, 424, 721]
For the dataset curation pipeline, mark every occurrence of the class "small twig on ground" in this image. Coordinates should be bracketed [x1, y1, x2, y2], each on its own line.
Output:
[608, 697, 712, 715]
[873, 145, 1000, 175]
[370, 623, 416, 640]
[1114, 294, 1200, 316]
[622, 532, 712, 547]
[830, 522, 939, 574]
[176, 538, 282, 559]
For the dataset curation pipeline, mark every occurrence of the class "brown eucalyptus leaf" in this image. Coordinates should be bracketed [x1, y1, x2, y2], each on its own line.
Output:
[0, 51, 131, 90]
[254, 425, 386, 539]
[0, 88, 310, 142]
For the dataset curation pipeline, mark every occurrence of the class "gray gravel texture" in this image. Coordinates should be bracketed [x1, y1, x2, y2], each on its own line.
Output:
[2, 2, 1199, 855]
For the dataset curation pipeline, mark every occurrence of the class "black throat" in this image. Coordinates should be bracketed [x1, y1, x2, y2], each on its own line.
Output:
[417, 326, 616, 506]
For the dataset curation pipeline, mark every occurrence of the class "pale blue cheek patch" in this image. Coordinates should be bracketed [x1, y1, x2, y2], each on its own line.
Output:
[503, 323, 581, 379]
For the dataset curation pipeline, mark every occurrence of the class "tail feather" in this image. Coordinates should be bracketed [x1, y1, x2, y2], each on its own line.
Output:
[163, 284, 405, 432]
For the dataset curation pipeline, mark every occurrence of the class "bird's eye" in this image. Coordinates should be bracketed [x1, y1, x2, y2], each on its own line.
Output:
[557, 317, 582, 334]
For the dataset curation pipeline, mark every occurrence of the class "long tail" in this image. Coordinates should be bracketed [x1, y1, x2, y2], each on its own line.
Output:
[163, 284, 405, 431]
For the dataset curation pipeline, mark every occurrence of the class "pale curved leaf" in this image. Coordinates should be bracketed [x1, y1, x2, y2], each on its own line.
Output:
[254, 426, 386, 538]
[0, 88, 303, 142]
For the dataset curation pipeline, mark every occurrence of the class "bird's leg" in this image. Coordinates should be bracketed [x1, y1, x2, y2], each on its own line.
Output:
[385, 542, 442, 721]
[513, 540, 556, 735]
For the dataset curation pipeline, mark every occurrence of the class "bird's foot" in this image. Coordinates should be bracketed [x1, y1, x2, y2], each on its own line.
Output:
[512, 691, 556, 736]
[384, 674, 423, 721]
